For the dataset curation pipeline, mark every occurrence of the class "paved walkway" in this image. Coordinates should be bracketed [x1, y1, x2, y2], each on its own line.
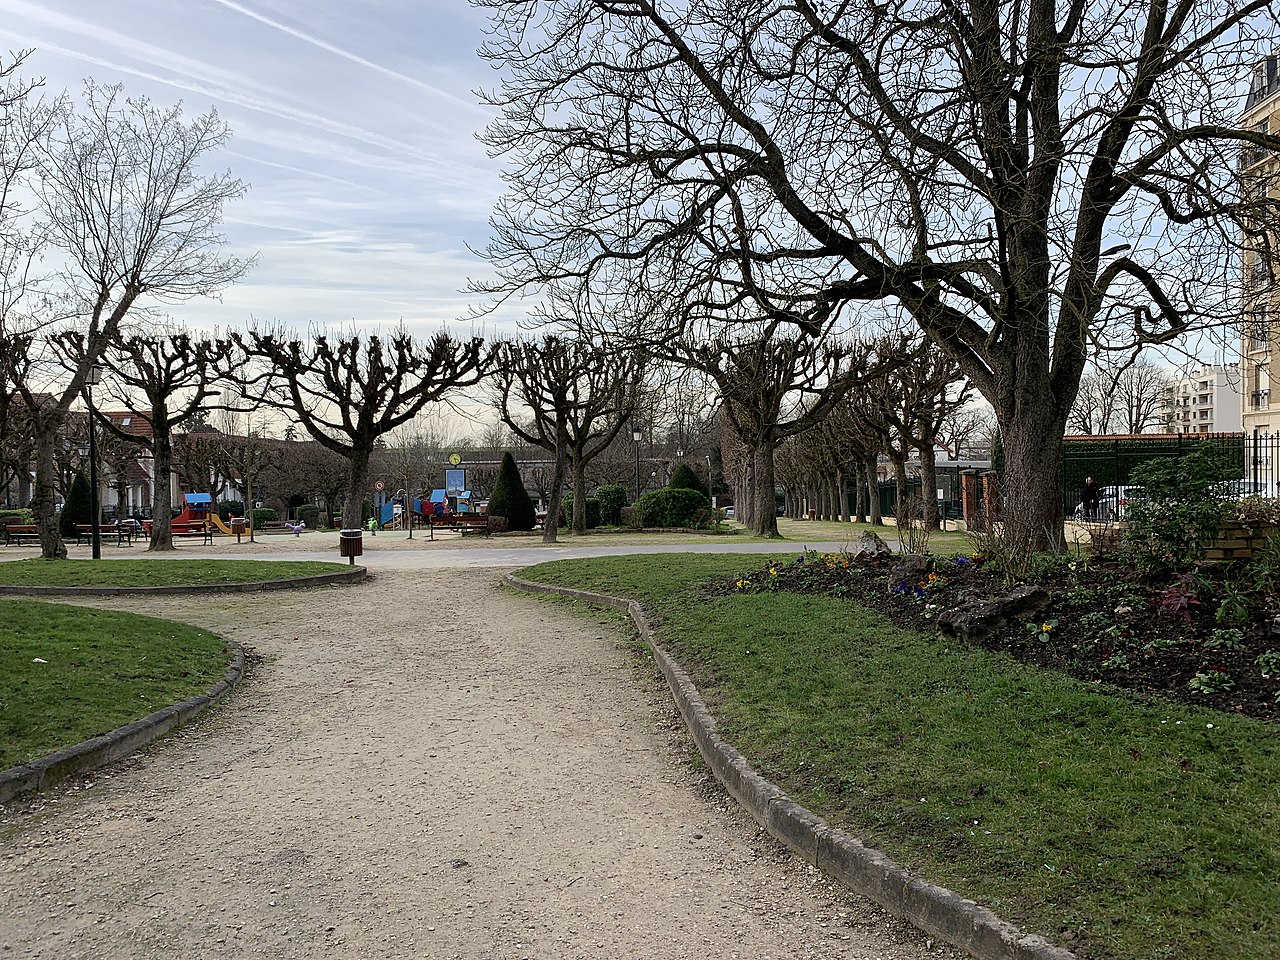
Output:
[0, 564, 953, 960]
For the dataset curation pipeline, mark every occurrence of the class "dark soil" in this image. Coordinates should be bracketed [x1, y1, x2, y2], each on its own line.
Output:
[713, 550, 1280, 723]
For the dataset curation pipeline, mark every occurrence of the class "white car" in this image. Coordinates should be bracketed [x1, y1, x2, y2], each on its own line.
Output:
[1073, 485, 1143, 521]
[1210, 479, 1280, 501]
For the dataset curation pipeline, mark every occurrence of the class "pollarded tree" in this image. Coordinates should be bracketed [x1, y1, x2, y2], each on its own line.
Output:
[476, 0, 1280, 551]
[69, 329, 225, 550]
[487, 451, 536, 531]
[493, 335, 644, 540]
[237, 328, 488, 529]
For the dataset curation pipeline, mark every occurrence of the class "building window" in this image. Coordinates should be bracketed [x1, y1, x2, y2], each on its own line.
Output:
[1248, 304, 1271, 352]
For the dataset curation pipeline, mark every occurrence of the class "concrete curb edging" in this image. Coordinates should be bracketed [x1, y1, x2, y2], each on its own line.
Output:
[505, 573, 1076, 960]
[0, 566, 367, 597]
[0, 642, 246, 806]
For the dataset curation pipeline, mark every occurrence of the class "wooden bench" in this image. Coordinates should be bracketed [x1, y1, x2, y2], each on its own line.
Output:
[427, 514, 490, 536]
[76, 523, 135, 547]
[2, 524, 39, 546]
[256, 521, 303, 535]
[170, 523, 214, 545]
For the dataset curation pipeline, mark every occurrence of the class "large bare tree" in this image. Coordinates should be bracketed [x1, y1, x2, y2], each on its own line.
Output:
[476, 0, 1280, 550]
[238, 328, 488, 530]
[2, 78, 247, 557]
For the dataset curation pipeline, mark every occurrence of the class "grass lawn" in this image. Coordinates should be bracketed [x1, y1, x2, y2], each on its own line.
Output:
[518, 554, 1280, 960]
[0, 599, 233, 769]
[0, 559, 352, 588]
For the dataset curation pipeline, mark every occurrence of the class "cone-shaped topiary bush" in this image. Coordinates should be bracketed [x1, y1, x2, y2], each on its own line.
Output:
[60, 469, 92, 539]
[669, 462, 706, 493]
[487, 452, 536, 531]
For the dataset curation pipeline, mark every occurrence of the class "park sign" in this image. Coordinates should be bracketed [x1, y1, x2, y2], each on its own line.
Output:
[445, 468, 466, 497]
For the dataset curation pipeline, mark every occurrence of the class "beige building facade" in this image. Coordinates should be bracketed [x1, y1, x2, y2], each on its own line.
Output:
[1241, 55, 1280, 435]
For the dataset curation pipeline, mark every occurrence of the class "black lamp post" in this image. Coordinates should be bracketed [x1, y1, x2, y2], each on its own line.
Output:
[632, 425, 643, 502]
[84, 363, 103, 560]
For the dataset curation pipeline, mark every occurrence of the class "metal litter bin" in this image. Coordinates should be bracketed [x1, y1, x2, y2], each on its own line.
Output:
[339, 528, 363, 565]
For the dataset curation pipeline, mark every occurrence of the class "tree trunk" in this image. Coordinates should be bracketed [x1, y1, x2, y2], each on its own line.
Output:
[741, 454, 757, 531]
[891, 455, 910, 527]
[838, 470, 850, 522]
[149, 420, 176, 551]
[918, 442, 940, 530]
[864, 457, 882, 525]
[32, 420, 67, 560]
[543, 427, 568, 543]
[341, 449, 372, 530]
[748, 442, 780, 538]
[570, 455, 588, 534]
[1000, 415, 1066, 552]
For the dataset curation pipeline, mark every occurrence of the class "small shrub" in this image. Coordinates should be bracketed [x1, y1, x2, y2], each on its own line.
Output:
[596, 484, 627, 525]
[0, 509, 33, 527]
[1124, 448, 1234, 571]
[486, 515, 510, 534]
[1189, 668, 1235, 694]
[898, 496, 932, 556]
[1205, 628, 1244, 651]
[669, 463, 706, 493]
[1157, 573, 1201, 623]
[60, 470, 92, 538]
[250, 508, 278, 528]
[1245, 534, 1280, 597]
[637, 487, 712, 527]
[297, 505, 322, 530]
[1256, 650, 1280, 678]
[619, 505, 642, 529]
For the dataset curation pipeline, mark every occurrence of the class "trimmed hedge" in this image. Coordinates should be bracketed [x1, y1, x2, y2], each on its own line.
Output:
[60, 470, 92, 538]
[637, 487, 711, 527]
[561, 494, 601, 528]
[218, 500, 245, 523]
[597, 484, 627, 525]
[487, 452, 537, 531]
[250, 508, 278, 528]
[669, 463, 706, 493]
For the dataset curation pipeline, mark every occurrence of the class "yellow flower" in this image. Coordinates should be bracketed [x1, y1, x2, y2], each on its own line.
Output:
[769, 567, 777, 575]
[1041, 623, 1052, 633]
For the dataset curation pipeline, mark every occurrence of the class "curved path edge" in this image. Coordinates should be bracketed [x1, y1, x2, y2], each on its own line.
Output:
[0, 641, 246, 806]
[505, 573, 1076, 960]
[0, 566, 366, 597]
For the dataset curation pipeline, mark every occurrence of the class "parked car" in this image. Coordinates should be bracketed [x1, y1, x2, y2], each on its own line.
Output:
[1072, 485, 1143, 521]
[1209, 479, 1280, 501]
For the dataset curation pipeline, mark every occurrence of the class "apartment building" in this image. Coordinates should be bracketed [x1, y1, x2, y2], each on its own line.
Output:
[1241, 54, 1280, 434]
[1161, 363, 1244, 434]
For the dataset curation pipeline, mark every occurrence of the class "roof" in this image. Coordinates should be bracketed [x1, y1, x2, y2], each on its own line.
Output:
[184, 493, 213, 505]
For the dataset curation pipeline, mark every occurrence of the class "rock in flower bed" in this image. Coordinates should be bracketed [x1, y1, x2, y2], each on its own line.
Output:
[716, 548, 1280, 722]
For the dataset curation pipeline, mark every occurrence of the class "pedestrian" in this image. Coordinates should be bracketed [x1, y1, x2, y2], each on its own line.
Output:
[1081, 476, 1101, 520]
[367, 515, 378, 536]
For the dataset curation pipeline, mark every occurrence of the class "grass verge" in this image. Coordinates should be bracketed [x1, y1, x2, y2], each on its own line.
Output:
[517, 554, 1280, 960]
[0, 600, 233, 769]
[0, 559, 351, 588]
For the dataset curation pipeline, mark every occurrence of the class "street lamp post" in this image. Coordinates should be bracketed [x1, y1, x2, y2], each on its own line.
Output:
[632, 426, 643, 502]
[84, 364, 103, 560]
[705, 454, 714, 506]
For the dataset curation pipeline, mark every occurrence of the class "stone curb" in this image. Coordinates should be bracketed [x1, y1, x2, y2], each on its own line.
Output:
[0, 566, 367, 597]
[0, 642, 246, 806]
[505, 573, 1076, 960]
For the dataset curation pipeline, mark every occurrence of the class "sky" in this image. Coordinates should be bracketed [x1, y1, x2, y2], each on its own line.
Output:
[0, 0, 519, 339]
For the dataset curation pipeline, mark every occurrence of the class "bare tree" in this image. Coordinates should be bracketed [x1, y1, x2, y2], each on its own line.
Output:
[476, 0, 1280, 550]
[68, 329, 224, 549]
[1068, 357, 1174, 435]
[238, 328, 488, 530]
[2, 79, 247, 557]
[493, 336, 644, 540]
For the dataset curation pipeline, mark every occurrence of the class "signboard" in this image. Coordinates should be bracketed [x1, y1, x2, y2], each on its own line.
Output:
[374, 480, 384, 492]
[448, 453, 462, 466]
[445, 468, 466, 496]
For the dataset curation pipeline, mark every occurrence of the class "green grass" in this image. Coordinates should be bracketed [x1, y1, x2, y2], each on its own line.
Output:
[0, 559, 351, 588]
[518, 554, 1280, 960]
[0, 600, 233, 768]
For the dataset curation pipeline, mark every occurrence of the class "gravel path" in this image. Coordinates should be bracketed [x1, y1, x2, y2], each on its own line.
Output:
[0, 567, 958, 960]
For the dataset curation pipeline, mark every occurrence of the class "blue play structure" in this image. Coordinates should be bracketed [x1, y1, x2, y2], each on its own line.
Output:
[377, 489, 472, 527]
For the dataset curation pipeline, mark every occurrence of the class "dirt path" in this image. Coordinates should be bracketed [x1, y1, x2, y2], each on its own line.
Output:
[0, 568, 957, 960]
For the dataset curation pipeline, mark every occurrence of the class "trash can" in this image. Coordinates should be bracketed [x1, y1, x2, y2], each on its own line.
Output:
[231, 517, 246, 536]
[339, 528, 364, 565]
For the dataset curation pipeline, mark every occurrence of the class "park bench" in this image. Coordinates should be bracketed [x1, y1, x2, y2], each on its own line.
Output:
[427, 514, 490, 536]
[76, 523, 135, 547]
[169, 523, 214, 545]
[2, 524, 39, 546]
[256, 521, 305, 535]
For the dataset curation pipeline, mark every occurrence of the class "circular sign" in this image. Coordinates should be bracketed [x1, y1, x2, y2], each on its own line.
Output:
[448, 453, 462, 466]
[374, 480, 385, 491]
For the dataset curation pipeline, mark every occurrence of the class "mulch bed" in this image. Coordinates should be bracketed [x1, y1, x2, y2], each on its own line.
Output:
[710, 549, 1280, 723]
